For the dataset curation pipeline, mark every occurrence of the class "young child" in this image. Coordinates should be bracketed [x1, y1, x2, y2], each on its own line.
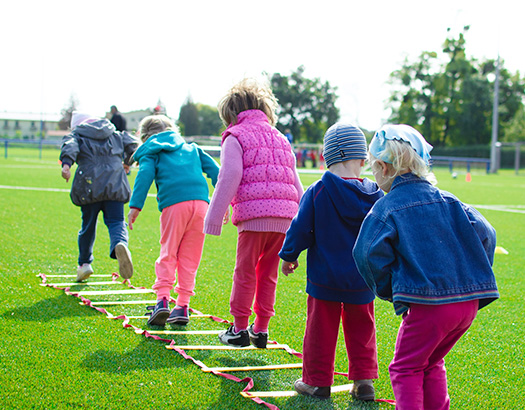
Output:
[204, 78, 303, 348]
[60, 112, 138, 282]
[279, 123, 384, 401]
[353, 124, 499, 409]
[127, 115, 220, 326]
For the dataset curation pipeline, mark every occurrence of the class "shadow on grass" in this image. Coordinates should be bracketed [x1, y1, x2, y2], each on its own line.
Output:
[1, 293, 98, 322]
[80, 338, 190, 374]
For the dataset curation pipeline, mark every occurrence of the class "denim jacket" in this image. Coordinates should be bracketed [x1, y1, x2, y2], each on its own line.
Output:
[353, 173, 499, 315]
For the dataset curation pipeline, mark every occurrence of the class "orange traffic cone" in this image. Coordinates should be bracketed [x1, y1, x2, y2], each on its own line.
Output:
[465, 172, 472, 182]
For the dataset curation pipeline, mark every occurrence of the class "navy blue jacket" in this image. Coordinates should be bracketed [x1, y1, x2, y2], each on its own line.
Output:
[279, 171, 384, 304]
[353, 173, 499, 315]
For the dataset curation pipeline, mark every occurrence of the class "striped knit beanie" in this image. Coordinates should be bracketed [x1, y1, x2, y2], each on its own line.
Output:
[323, 123, 367, 168]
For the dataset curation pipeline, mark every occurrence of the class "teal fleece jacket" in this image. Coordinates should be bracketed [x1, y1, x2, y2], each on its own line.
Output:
[129, 131, 220, 211]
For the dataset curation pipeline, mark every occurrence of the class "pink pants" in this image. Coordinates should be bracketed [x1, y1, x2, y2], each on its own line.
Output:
[229, 231, 285, 331]
[153, 200, 208, 306]
[302, 295, 379, 387]
[389, 300, 478, 410]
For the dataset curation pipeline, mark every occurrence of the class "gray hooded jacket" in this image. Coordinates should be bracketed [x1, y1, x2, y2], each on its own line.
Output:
[60, 119, 138, 206]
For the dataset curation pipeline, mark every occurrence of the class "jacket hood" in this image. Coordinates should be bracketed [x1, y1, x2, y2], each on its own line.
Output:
[74, 119, 116, 140]
[133, 131, 186, 161]
[321, 171, 383, 221]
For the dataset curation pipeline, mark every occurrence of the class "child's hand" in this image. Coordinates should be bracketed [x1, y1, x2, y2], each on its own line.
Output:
[281, 260, 298, 276]
[128, 208, 140, 230]
[223, 209, 230, 225]
[61, 164, 71, 182]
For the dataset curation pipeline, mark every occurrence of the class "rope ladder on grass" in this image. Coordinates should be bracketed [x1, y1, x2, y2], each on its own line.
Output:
[38, 273, 395, 409]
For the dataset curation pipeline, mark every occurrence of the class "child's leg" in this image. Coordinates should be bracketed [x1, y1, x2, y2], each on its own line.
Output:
[78, 203, 102, 265]
[101, 201, 128, 259]
[152, 204, 186, 301]
[230, 231, 267, 330]
[302, 296, 341, 387]
[173, 200, 208, 307]
[252, 232, 285, 332]
[389, 301, 478, 410]
[342, 301, 378, 381]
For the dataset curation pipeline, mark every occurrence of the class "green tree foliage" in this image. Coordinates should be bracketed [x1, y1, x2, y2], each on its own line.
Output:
[58, 94, 79, 130]
[271, 66, 340, 143]
[178, 99, 223, 136]
[197, 103, 223, 136]
[388, 28, 525, 146]
[178, 97, 200, 136]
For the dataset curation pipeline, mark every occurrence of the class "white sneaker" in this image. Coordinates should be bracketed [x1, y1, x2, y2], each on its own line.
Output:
[115, 243, 133, 279]
[76, 263, 94, 282]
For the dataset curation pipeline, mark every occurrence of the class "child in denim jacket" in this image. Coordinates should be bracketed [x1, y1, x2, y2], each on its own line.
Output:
[353, 124, 499, 409]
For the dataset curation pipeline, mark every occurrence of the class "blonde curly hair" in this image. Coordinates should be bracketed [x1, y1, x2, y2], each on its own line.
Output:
[218, 78, 278, 127]
[369, 139, 437, 185]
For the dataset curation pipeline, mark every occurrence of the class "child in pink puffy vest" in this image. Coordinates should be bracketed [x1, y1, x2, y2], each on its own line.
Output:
[204, 78, 303, 348]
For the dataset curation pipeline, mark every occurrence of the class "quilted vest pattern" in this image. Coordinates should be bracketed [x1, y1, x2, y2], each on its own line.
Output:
[222, 110, 299, 225]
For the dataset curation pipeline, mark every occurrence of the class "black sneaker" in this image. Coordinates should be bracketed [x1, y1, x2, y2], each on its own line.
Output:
[166, 306, 189, 326]
[294, 379, 331, 399]
[247, 324, 268, 348]
[146, 299, 170, 326]
[350, 380, 375, 401]
[218, 325, 250, 347]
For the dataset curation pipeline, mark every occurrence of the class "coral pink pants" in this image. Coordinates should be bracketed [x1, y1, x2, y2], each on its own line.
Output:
[230, 231, 285, 331]
[302, 295, 378, 387]
[389, 300, 478, 410]
[153, 200, 208, 306]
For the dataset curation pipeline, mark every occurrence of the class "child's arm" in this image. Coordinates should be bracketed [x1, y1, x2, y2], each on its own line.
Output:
[203, 137, 243, 236]
[281, 260, 299, 276]
[128, 156, 155, 212]
[127, 207, 140, 230]
[293, 166, 304, 199]
[122, 131, 139, 166]
[353, 214, 397, 302]
[278, 187, 315, 266]
[463, 204, 497, 265]
[61, 164, 71, 182]
[197, 146, 220, 187]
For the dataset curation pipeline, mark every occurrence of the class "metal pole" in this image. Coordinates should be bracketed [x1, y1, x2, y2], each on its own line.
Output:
[490, 55, 500, 173]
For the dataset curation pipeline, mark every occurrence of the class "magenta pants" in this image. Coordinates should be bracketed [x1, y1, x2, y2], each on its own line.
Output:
[302, 295, 379, 387]
[153, 200, 208, 306]
[229, 231, 285, 330]
[389, 300, 478, 410]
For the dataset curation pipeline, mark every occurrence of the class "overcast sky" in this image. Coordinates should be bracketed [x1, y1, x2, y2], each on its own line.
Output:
[1, 0, 523, 131]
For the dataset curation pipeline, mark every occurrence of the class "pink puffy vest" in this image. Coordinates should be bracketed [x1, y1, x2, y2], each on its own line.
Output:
[222, 110, 300, 225]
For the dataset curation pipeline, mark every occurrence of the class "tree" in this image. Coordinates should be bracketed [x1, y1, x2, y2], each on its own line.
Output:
[178, 97, 200, 136]
[271, 66, 340, 143]
[388, 28, 525, 147]
[197, 104, 223, 136]
[58, 94, 79, 130]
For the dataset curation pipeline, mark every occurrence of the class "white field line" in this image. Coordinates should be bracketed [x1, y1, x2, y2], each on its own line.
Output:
[0, 185, 156, 197]
[472, 204, 525, 214]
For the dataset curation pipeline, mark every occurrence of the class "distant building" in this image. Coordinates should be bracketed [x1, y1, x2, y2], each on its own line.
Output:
[0, 112, 62, 140]
[1, 108, 155, 141]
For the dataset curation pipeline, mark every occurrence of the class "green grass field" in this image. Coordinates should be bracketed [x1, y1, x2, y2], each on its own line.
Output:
[1, 146, 524, 409]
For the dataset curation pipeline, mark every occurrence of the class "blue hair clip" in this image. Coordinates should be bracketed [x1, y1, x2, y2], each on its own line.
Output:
[370, 124, 433, 165]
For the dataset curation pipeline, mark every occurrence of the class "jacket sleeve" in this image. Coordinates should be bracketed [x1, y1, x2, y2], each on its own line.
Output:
[203, 137, 243, 236]
[278, 187, 315, 262]
[122, 131, 139, 165]
[197, 145, 220, 187]
[59, 133, 79, 166]
[463, 204, 497, 265]
[129, 155, 155, 210]
[353, 213, 397, 302]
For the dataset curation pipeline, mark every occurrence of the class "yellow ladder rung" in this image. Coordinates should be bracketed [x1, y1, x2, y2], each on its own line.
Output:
[203, 362, 303, 372]
[240, 384, 353, 398]
[166, 344, 289, 351]
[138, 329, 222, 335]
[40, 281, 122, 287]
[75, 289, 154, 296]
[81, 300, 157, 306]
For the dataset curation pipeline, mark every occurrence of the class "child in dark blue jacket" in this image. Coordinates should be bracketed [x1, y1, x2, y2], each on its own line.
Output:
[279, 123, 384, 401]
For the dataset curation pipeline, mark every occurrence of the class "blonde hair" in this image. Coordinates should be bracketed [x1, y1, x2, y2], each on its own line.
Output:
[218, 78, 278, 126]
[369, 139, 437, 185]
[137, 115, 176, 142]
